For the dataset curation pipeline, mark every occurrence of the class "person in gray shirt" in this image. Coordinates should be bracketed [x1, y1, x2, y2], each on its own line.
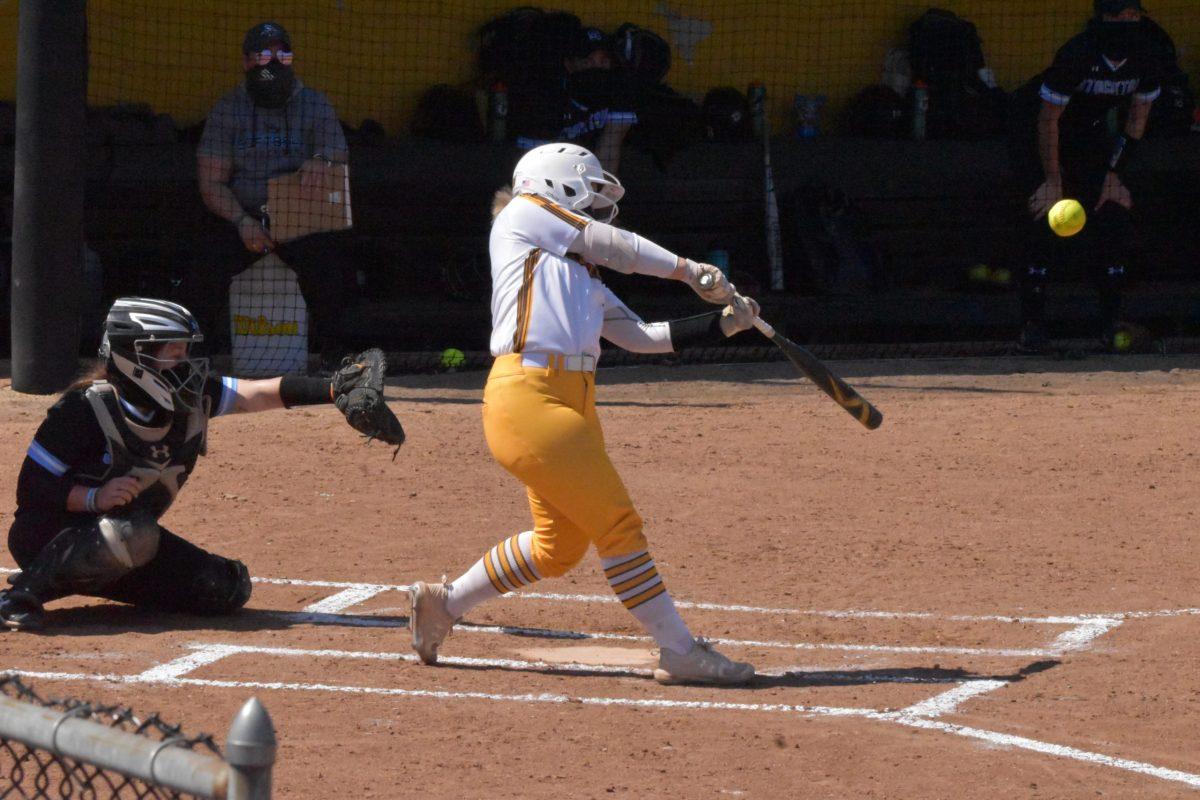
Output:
[179, 21, 358, 361]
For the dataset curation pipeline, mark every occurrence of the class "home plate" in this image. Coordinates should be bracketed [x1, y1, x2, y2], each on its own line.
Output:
[518, 645, 656, 667]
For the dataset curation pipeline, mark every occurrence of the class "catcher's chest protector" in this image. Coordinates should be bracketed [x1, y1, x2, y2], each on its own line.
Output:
[83, 382, 208, 520]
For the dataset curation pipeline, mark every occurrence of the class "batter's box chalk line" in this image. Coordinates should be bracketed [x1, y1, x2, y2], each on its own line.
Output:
[3, 567, 1200, 788]
[7, 638, 1200, 791]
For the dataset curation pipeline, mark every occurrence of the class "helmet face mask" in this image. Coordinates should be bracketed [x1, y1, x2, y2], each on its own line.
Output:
[512, 143, 626, 223]
[100, 298, 208, 414]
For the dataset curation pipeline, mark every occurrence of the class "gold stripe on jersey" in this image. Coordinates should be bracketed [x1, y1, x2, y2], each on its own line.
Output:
[512, 247, 541, 352]
[603, 552, 653, 580]
[622, 582, 667, 610]
[521, 193, 589, 230]
[507, 536, 538, 584]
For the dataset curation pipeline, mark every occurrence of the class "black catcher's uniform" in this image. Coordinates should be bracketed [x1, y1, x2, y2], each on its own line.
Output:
[8, 373, 250, 615]
[1008, 18, 1161, 336]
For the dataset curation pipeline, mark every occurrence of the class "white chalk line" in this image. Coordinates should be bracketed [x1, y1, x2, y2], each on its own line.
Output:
[887, 715, 1200, 790]
[1049, 618, 1125, 653]
[247, 608, 1060, 658]
[0, 667, 874, 718]
[6, 660, 1199, 791]
[132, 645, 243, 682]
[5, 566, 1193, 626]
[169, 643, 982, 685]
[301, 585, 390, 614]
[176, 642, 656, 678]
[897, 680, 1010, 719]
[249, 575, 1117, 625]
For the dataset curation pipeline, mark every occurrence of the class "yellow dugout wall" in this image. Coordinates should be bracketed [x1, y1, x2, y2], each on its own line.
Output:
[0, 0, 1196, 134]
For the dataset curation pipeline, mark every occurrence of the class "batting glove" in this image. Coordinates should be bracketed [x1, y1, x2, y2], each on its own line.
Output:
[677, 259, 736, 305]
[719, 295, 761, 337]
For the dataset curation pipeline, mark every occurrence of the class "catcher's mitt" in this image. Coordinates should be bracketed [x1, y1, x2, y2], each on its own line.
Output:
[332, 348, 405, 457]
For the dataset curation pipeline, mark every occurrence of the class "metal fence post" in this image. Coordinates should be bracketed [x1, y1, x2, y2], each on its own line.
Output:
[224, 697, 277, 800]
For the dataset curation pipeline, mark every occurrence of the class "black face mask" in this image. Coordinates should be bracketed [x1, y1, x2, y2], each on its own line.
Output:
[1092, 20, 1143, 61]
[245, 62, 295, 109]
[566, 68, 617, 108]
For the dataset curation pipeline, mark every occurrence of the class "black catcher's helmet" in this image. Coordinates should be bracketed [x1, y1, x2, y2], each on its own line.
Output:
[98, 297, 207, 413]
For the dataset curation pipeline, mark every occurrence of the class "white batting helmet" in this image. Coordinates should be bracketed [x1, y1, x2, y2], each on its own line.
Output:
[511, 143, 625, 223]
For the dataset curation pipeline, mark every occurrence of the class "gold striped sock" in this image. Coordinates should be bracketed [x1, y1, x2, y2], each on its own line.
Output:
[484, 535, 538, 594]
[604, 551, 666, 610]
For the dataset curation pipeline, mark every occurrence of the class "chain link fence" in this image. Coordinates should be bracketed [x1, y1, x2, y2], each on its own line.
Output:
[0, 675, 274, 800]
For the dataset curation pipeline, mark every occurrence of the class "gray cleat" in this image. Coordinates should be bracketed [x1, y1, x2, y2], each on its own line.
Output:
[409, 580, 457, 665]
[654, 638, 755, 686]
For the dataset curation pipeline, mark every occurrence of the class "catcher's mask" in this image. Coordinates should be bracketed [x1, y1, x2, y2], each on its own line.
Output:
[511, 143, 625, 223]
[100, 297, 208, 414]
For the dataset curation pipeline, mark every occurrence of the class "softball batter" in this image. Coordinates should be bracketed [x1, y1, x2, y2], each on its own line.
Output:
[410, 143, 759, 685]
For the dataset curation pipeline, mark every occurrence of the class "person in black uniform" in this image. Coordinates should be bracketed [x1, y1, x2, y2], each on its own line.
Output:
[1010, 0, 1160, 352]
[0, 297, 382, 630]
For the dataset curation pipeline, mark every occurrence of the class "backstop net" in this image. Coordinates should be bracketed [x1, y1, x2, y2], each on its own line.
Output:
[2, 1, 1197, 368]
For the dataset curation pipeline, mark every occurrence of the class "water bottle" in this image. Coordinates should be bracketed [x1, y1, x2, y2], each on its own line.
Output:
[794, 93, 826, 138]
[488, 82, 508, 143]
[911, 80, 929, 141]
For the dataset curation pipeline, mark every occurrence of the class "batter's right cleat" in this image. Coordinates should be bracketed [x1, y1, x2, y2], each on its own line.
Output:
[409, 580, 457, 665]
[653, 638, 755, 686]
[0, 589, 45, 631]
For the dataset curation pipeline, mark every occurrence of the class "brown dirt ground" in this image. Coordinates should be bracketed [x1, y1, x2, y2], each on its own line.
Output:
[1, 354, 1198, 799]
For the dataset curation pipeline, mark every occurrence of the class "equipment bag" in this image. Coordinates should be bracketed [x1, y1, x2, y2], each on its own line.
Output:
[908, 8, 1006, 139]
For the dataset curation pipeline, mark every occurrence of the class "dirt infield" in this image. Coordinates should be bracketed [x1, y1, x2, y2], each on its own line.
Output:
[1, 355, 1198, 799]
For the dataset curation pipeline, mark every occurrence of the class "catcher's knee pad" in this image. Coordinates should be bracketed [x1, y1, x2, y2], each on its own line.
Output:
[189, 557, 252, 615]
[14, 517, 161, 599]
[98, 515, 162, 570]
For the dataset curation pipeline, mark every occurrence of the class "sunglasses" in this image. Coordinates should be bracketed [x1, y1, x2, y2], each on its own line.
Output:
[250, 48, 294, 66]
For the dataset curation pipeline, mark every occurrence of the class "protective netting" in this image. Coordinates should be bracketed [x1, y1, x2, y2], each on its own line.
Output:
[0, 675, 220, 800]
[0, 1, 1197, 364]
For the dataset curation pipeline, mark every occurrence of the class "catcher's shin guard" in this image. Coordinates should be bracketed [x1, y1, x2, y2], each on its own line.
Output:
[9, 515, 162, 602]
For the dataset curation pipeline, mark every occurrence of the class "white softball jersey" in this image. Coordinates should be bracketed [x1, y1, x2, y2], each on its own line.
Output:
[488, 194, 673, 360]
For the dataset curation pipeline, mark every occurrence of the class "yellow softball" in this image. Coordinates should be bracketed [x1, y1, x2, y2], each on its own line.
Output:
[1048, 198, 1086, 237]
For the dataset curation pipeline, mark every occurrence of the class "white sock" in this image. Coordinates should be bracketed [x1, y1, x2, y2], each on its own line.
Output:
[601, 551, 694, 655]
[445, 531, 540, 619]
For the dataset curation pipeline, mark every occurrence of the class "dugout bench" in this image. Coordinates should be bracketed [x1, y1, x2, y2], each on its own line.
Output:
[2, 133, 1197, 355]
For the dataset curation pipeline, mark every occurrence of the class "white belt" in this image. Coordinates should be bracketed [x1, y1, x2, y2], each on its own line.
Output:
[520, 352, 597, 372]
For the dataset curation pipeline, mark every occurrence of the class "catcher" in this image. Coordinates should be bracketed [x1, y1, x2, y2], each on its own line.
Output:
[0, 297, 403, 630]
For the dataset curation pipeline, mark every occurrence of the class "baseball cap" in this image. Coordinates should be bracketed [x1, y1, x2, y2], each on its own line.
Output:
[1094, 0, 1144, 15]
[571, 27, 613, 58]
[243, 21, 291, 54]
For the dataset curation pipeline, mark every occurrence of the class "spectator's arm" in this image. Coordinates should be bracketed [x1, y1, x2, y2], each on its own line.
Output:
[1036, 100, 1066, 185]
[593, 119, 633, 176]
[197, 154, 246, 224]
[310, 93, 349, 164]
[1125, 95, 1152, 140]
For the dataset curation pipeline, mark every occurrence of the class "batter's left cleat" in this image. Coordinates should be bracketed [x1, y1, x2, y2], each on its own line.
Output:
[0, 589, 45, 631]
[409, 579, 457, 665]
[654, 638, 755, 686]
